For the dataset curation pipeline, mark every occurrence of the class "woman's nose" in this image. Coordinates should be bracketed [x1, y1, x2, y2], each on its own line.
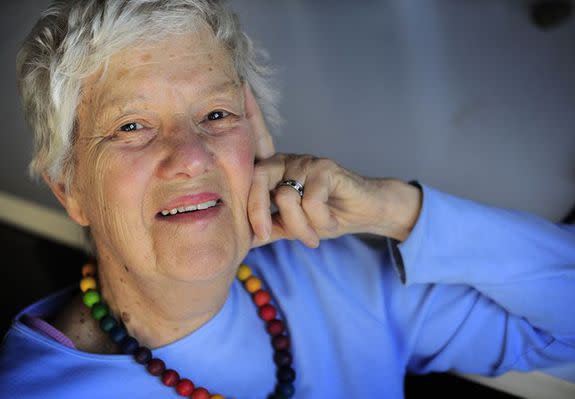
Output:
[157, 129, 215, 180]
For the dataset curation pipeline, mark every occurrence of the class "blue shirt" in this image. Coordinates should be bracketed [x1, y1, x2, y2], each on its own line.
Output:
[1, 185, 574, 398]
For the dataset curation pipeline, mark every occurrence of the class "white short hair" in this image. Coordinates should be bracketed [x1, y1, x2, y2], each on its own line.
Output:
[17, 0, 280, 187]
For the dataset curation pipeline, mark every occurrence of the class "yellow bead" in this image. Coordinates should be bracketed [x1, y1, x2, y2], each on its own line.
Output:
[82, 263, 96, 277]
[244, 276, 262, 293]
[236, 264, 252, 281]
[80, 276, 97, 292]
[211, 395, 225, 399]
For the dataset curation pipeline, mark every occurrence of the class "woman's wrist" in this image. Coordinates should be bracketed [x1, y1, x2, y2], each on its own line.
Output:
[372, 179, 422, 241]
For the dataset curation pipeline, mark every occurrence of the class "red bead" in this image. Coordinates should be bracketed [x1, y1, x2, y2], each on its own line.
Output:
[191, 387, 210, 399]
[147, 358, 166, 376]
[252, 289, 271, 306]
[161, 369, 180, 386]
[266, 319, 285, 336]
[176, 378, 195, 396]
[272, 335, 290, 351]
[258, 304, 277, 321]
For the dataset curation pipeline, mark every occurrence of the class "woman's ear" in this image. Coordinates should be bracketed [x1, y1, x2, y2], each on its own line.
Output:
[243, 82, 275, 160]
[44, 174, 90, 227]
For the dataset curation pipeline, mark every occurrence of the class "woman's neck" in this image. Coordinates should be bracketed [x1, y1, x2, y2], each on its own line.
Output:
[96, 262, 236, 349]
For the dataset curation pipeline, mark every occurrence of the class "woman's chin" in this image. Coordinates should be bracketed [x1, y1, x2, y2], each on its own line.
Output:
[158, 241, 248, 283]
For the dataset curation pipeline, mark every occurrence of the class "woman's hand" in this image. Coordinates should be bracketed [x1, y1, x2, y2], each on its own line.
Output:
[249, 153, 423, 248]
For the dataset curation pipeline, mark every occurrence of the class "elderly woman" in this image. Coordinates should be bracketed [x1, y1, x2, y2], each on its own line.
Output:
[1, 1, 574, 398]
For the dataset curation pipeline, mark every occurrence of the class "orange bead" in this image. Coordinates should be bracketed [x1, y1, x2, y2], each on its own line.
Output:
[236, 264, 252, 281]
[80, 276, 97, 292]
[210, 395, 225, 399]
[244, 276, 262, 293]
[82, 263, 96, 277]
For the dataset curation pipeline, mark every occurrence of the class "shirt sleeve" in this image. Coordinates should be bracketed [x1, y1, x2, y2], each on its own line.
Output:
[391, 184, 575, 376]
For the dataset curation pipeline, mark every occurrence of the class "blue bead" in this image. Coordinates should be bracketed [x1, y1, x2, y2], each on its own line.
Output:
[109, 325, 128, 343]
[275, 383, 294, 398]
[121, 336, 139, 354]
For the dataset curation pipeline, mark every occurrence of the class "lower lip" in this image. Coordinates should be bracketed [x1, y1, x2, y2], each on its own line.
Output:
[156, 203, 223, 225]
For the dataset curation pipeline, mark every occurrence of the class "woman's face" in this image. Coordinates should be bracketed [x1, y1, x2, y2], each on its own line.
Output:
[65, 30, 256, 283]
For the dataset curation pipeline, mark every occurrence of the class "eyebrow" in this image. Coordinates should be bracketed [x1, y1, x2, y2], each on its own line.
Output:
[99, 79, 242, 118]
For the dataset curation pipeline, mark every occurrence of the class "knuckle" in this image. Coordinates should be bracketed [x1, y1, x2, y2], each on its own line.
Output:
[274, 190, 294, 207]
[248, 201, 266, 214]
[253, 166, 269, 180]
[314, 157, 336, 170]
[301, 196, 319, 210]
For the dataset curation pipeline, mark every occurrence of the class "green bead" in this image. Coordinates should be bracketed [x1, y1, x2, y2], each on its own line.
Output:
[100, 315, 117, 332]
[91, 303, 108, 320]
[82, 289, 101, 308]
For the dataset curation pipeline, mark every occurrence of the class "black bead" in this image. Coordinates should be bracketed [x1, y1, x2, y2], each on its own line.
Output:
[276, 366, 296, 383]
[134, 346, 152, 364]
[273, 350, 292, 367]
[275, 382, 294, 398]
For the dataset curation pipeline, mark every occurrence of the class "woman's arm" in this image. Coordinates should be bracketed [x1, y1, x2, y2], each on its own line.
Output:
[249, 153, 575, 374]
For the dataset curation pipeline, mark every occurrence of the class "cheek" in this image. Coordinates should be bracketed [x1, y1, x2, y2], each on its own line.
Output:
[77, 148, 151, 231]
[224, 130, 256, 195]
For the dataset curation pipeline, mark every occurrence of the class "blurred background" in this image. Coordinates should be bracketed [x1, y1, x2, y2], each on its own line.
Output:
[0, 0, 574, 397]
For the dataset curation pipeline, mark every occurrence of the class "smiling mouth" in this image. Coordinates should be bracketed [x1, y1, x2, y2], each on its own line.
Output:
[158, 199, 223, 217]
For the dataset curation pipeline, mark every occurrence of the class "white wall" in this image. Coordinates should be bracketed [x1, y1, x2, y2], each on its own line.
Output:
[231, 0, 575, 223]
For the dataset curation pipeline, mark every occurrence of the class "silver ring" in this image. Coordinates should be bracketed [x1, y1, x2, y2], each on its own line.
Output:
[277, 179, 304, 198]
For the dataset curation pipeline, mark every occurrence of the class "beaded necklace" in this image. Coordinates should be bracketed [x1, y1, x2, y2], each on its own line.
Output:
[79, 262, 296, 399]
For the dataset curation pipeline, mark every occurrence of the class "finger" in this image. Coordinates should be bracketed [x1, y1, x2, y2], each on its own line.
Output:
[248, 155, 287, 247]
[248, 166, 272, 242]
[244, 82, 275, 160]
[251, 215, 290, 248]
[274, 177, 320, 248]
[301, 171, 339, 234]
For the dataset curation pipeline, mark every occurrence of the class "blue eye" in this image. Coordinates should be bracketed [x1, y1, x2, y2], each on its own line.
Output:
[207, 110, 230, 121]
[120, 122, 144, 132]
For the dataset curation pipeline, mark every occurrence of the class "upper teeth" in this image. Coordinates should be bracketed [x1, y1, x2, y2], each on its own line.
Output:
[161, 200, 218, 216]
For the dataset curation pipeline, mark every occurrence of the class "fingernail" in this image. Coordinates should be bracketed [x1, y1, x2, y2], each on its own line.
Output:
[261, 223, 271, 241]
[308, 229, 320, 248]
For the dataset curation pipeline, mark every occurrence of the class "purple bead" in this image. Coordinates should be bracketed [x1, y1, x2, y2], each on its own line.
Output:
[147, 358, 166, 376]
[121, 336, 139, 354]
[134, 346, 152, 364]
[272, 335, 290, 351]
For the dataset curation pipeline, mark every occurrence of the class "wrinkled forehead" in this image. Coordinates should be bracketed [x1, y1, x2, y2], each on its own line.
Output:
[77, 29, 239, 118]
[89, 26, 233, 88]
